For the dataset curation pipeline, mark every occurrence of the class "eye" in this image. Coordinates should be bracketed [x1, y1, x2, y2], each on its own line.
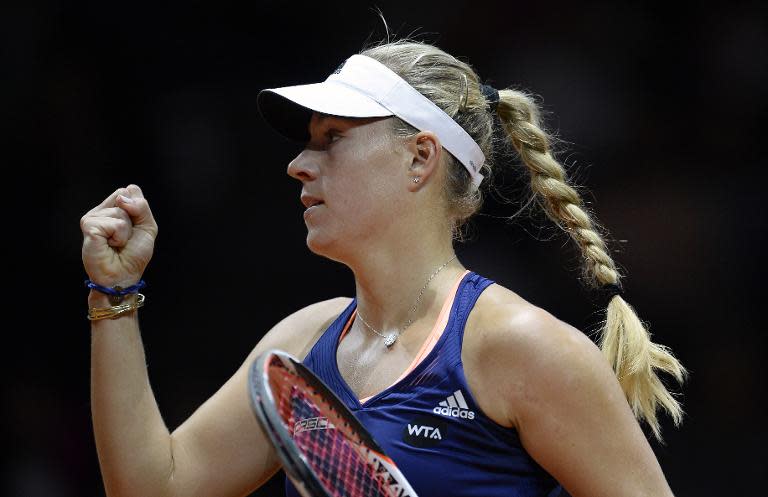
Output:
[327, 130, 342, 144]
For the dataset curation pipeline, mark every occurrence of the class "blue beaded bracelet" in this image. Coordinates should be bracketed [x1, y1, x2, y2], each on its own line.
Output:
[85, 279, 146, 304]
[85, 279, 146, 295]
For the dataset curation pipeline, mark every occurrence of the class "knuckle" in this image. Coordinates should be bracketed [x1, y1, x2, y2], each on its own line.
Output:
[85, 225, 103, 239]
[80, 214, 96, 230]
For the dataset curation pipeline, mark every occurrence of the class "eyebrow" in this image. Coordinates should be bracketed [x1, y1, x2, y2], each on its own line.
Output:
[315, 114, 344, 126]
[310, 113, 382, 137]
[310, 114, 349, 135]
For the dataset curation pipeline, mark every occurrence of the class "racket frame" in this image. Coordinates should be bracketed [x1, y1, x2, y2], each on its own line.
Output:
[248, 348, 418, 497]
[249, 350, 328, 497]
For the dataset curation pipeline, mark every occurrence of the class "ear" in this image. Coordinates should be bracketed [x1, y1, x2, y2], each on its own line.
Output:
[405, 130, 442, 191]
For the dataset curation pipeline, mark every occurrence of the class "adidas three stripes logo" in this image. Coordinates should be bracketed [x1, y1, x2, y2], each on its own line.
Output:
[433, 390, 476, 420]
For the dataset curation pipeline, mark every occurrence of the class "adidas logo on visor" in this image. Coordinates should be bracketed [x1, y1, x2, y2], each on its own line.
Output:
[332, 60, 346, 74]
[433, 389, 475, 420]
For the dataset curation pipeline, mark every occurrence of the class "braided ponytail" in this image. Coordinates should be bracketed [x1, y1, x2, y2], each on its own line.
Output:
[496, 88, 687, 440]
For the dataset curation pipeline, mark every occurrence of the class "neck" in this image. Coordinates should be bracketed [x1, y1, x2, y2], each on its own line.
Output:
[349, 237, 463, 336]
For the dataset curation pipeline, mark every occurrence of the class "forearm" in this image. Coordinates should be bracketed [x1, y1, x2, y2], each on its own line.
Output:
[89, 291, 174, 497]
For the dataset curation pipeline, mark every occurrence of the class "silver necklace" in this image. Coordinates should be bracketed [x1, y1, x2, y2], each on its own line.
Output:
[356, 254, 458, 348]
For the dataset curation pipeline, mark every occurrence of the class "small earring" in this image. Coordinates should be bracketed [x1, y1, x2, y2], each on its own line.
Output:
[413, 177, 421, 184]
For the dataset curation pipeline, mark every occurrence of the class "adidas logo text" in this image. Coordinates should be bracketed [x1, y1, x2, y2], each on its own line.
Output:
[433, 390, 475, 420]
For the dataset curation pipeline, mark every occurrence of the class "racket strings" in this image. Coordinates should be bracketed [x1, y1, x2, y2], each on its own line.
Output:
[269, 364, 393, 497]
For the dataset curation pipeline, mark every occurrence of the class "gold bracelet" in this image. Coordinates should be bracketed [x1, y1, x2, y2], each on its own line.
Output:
[88, 294, 146, 321]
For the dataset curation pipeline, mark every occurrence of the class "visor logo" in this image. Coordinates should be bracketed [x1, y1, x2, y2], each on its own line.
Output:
[332, 60, 346, 75]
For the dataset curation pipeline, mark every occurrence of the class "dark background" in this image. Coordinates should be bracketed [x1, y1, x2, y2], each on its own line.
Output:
[3, 1, 766, 495]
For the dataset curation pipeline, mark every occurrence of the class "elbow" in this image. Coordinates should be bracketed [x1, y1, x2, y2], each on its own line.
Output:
[101, 436, 179, 497]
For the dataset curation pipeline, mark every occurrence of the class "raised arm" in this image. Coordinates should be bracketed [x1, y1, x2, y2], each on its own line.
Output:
[82, 184, 350, 497]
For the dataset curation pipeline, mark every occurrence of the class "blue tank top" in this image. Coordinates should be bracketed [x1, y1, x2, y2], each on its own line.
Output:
[285, 271, 565, 497]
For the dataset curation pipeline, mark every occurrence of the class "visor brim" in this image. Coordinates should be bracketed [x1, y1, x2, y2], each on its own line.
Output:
[257, 82, 393, 142]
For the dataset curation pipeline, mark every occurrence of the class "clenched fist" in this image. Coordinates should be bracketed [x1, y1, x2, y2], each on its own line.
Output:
[80, 184, 158, 287]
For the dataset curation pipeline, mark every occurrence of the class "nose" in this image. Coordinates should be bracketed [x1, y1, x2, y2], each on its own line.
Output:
[287, 151, 318, 182]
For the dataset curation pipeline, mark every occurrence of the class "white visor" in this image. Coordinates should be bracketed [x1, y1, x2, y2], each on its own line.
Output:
[258, 54, 485, 189]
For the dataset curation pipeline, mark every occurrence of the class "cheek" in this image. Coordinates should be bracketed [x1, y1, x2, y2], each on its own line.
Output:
[323, 131, 407, 230]
[335, 153, 400, 217]
[354, 138, 404, 189]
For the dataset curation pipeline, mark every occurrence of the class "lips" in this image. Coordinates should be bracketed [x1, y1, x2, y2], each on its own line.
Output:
[300, 193, 324, 209]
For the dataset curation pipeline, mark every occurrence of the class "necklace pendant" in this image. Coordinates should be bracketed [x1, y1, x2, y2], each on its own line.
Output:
[384, 333, 398, 348]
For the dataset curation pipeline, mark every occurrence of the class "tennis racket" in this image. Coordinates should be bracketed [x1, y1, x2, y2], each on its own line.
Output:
[248, 349, 419, 497]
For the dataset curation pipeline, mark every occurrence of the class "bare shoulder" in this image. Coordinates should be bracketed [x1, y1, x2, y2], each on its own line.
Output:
[252, 296, 353, 362]
[463, 283, 611, 427]
[464, 285, 672, 496]
[466, 283, 599, 367]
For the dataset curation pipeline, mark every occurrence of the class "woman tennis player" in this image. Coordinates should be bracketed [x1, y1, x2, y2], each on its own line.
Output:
[81, 39, 685, 496]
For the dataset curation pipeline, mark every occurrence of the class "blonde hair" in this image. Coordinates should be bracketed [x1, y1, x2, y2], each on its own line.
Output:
[362, 40, 686, 441]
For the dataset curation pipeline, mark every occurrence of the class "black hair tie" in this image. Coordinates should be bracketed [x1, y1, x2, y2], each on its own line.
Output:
[480, 84, 500, 113]
[596, 283, 624, 307]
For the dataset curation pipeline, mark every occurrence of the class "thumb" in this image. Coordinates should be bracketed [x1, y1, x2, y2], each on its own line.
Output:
[116, 186, 157, 236]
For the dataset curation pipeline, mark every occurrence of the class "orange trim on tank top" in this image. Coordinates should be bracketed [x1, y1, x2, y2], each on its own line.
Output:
[339, 270, 470, 404]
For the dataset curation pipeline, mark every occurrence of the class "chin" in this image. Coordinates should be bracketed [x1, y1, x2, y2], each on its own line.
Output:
[306, 230, 338, 258]
[305, 230, 350, 264]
